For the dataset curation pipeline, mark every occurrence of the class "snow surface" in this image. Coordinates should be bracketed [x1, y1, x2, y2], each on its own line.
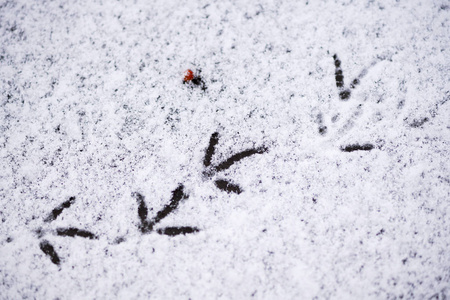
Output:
[1, 0, 449, 299]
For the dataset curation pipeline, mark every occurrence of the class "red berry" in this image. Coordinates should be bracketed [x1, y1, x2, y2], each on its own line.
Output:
[183, 69, 194, 82]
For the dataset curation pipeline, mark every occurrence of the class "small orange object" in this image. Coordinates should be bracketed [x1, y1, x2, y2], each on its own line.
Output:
[183, 69, 194, 82]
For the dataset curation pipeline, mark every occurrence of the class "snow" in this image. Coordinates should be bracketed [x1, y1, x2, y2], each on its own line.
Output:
[1, 0, 449, 299]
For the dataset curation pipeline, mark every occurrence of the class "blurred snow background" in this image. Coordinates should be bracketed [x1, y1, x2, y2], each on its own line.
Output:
[0, 0, 449, 298]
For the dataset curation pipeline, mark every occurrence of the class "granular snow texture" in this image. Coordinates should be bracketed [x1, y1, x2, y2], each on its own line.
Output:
[1, 0, 449, 299]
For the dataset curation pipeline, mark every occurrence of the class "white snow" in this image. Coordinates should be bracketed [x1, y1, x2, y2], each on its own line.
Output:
[1, 0, 449, 299]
